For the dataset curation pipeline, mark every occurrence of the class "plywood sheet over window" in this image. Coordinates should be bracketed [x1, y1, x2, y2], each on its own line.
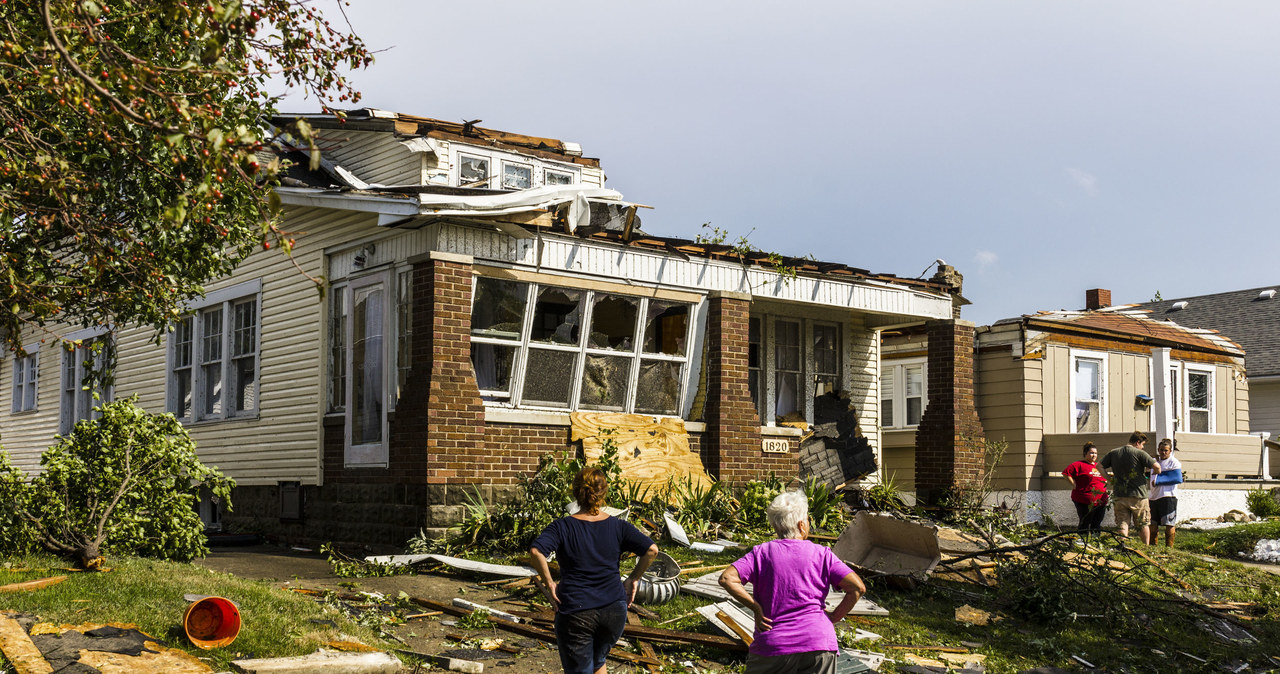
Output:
[570, 411, 713, 493]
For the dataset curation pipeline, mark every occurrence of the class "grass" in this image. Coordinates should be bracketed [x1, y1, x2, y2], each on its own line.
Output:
[1176, 519, 1280, 558]
[0, 554, 393, 671]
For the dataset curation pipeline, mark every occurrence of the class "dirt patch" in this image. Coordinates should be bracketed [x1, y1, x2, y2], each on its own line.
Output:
[196, 546, 737, 673]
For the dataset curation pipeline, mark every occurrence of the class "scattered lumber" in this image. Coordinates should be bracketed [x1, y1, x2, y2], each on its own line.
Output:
[0, 576, 68, 593]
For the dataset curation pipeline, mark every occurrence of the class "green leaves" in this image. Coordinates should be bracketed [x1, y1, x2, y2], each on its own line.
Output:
[0, 397, 234, 565]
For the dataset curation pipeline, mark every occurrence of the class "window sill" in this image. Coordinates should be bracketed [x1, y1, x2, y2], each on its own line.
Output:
[483, 406, 699, 430]
[179, 412, 261, 427]
[760, 426, 803, 437]
[9, 408, 39, 416]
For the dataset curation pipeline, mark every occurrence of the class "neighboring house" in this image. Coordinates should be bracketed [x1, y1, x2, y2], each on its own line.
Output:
[0, 109, 969, 547]
[1129, 286, 1280, 446]
[883, 289, 1263, 523]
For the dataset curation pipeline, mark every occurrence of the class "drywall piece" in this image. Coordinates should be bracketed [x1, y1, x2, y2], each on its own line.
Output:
[832, 513, 940, 580]
[664, 513, 724, 553]
[363, 554, 535, 578]
[231, 649, 402, 673]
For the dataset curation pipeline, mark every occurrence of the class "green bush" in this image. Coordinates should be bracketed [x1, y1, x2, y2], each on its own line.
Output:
[1246, 487, 1280, 519]
[737, 477, 784, 529]
[0, 397, 233, 566]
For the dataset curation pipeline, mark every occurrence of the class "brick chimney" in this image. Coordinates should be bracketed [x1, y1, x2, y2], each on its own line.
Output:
[1085, 288, 1111, 310]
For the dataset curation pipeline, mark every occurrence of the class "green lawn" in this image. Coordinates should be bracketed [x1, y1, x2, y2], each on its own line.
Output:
[0, 554, 392, 671]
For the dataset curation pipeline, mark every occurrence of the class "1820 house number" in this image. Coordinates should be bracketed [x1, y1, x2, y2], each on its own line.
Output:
[761, 439, 790, 454]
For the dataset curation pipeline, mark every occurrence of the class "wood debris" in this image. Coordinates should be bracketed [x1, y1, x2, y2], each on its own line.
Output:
[0, 576, 68, 593]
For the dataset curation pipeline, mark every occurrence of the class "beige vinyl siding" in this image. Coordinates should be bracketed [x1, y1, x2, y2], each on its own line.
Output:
[1, 341, 62, 473]
[1107, 351, 1151, 432]
[1043, 345, 1069, 434]
[179, 206, 385, 485]
[879, 430, 915, 491]
[1251, 380, 1280, 438]
[316, 129, 424, 186]
[846, 315, 878, 482]
[976, 348, 1043, 491]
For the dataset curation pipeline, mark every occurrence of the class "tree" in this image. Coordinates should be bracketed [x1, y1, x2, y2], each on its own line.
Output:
[0, 0, 370, 355]
[0, 397, 234, 567]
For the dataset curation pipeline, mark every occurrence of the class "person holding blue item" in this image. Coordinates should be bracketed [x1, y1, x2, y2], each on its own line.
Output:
[529, 466, 659, 674]
[1149, 438, 1183, 547]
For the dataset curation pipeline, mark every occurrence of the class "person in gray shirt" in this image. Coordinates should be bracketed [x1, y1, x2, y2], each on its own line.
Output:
[1100, 431, 1160, 542]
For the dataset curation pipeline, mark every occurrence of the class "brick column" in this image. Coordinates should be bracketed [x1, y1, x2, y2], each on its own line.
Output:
[914, 319, 985, 506]
[704, 292, 769, 482]
[402, 251, 486, 485]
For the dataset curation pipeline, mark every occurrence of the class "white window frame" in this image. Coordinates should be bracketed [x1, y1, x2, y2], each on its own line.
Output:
[1069, 349, 1108, 434]
[1183, 364, 1215, 434]
[880, 357, 927, 430]
[752, 312, 849, 426]
[168, 279, 261, 423]
[452, 145, 581, 189]
[469, 276, 695, 416]
[10, 346, 38, 414]
[500, 160, 534, 190]
[60, 328, 113, 435]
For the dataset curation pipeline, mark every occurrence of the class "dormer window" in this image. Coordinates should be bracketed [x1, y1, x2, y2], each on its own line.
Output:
[459, 154, 490, 186]
[545, 169, 573, 186]
[453, 146, 579, 189]
[502, 162, 533, 190]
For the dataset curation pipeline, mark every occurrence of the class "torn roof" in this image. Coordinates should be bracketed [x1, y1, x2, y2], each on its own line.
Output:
[1129, 286, 1280, 378]
[268, 114, 956, 297]
[1000, 306, 1244, 357]
[275, 108, 600, 167]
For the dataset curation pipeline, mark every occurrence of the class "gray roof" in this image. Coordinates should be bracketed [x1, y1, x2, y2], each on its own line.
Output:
[1129, 285, 1280, 378]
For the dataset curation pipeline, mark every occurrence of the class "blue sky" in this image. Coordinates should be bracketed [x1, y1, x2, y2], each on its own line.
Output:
[288, 1, 1280, 325]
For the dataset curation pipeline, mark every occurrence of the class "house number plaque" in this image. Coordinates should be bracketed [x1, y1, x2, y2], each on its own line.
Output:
[761, 439, 790, 454]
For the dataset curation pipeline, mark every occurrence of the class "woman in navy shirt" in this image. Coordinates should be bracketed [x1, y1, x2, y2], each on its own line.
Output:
[530, 467, 658, 674]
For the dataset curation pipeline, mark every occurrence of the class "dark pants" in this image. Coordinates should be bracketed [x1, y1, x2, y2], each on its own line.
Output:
[553, 600, 628, 673]
[1074, 500, 1107, 535]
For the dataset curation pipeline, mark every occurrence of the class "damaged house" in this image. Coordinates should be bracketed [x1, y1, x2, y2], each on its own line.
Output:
[881, 288, 1264, 524]
[0, 109, 968, 546]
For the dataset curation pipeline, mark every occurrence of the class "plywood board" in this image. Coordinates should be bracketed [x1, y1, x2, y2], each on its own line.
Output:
[0, 613, 52, 674]
[571, 412, 713, 493]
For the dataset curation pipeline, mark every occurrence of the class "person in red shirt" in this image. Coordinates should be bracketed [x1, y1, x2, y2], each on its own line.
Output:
[1062, 442, 1109, 536]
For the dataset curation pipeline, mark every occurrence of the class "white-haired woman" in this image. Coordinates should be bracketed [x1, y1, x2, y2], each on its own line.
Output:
[719, 490, 866, 674]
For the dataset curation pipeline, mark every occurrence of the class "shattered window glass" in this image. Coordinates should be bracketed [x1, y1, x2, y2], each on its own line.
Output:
[530, 288, 583, 345]
[328, 290, 347, 413]
[459, 155, 489, 186]
[636, 359, 681, 416]
[545, 169, 573, 185]
[643, 302, 689, 356]
[588, 294, 638, 350]
[580, 354, 631, 411]
[522, 348, 576, 407]
[472, 277, 528, 340]
[472, 343, 517, 398]
[1074, 357, 1101, 433]
[502, 163, 533, 190]
[813, 323, 840, 396]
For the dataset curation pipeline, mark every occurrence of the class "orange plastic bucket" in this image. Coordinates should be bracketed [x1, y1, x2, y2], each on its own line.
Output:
[183, 596, 241, 649]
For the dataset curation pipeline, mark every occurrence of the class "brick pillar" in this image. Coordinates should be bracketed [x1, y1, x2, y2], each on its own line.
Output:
[411, 252, 486, 484]
[704, 292, 767, 482]
[914, 319, 985, 506]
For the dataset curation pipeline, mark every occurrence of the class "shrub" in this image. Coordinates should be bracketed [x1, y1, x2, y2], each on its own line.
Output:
[737, 477, 784, 529]
[0, 397, 233, 566]
[1246, 487, 1280, 519]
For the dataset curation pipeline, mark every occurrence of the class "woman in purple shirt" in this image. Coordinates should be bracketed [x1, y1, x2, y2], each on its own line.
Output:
[720, 490, 866, 674]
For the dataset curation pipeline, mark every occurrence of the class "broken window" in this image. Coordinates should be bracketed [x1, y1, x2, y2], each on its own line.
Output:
[880, 368, 894, 428]
[905, 364, 923, 426]
[1187, 369, 1212, 432]
[813, 323, 841, 396]
[395, 269, 413, 407]
[352, 283, 385, 447]
[459, 154, 490, 186]
[328, 289, 347, 413]
[469, 275, 692, 415]
[588, 295, 638, 350]
[531, 287, 583, 345]
[636, 359, 681, 415]
[502, 162, 533, 190]
[580, 355, 630, 411]
[774, 319, 802, 418]
[471, 277, 530, 401]
[545, 169, 574, 185]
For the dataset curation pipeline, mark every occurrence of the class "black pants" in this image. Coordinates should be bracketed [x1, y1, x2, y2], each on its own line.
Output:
[1074, 500, 1107, 535]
